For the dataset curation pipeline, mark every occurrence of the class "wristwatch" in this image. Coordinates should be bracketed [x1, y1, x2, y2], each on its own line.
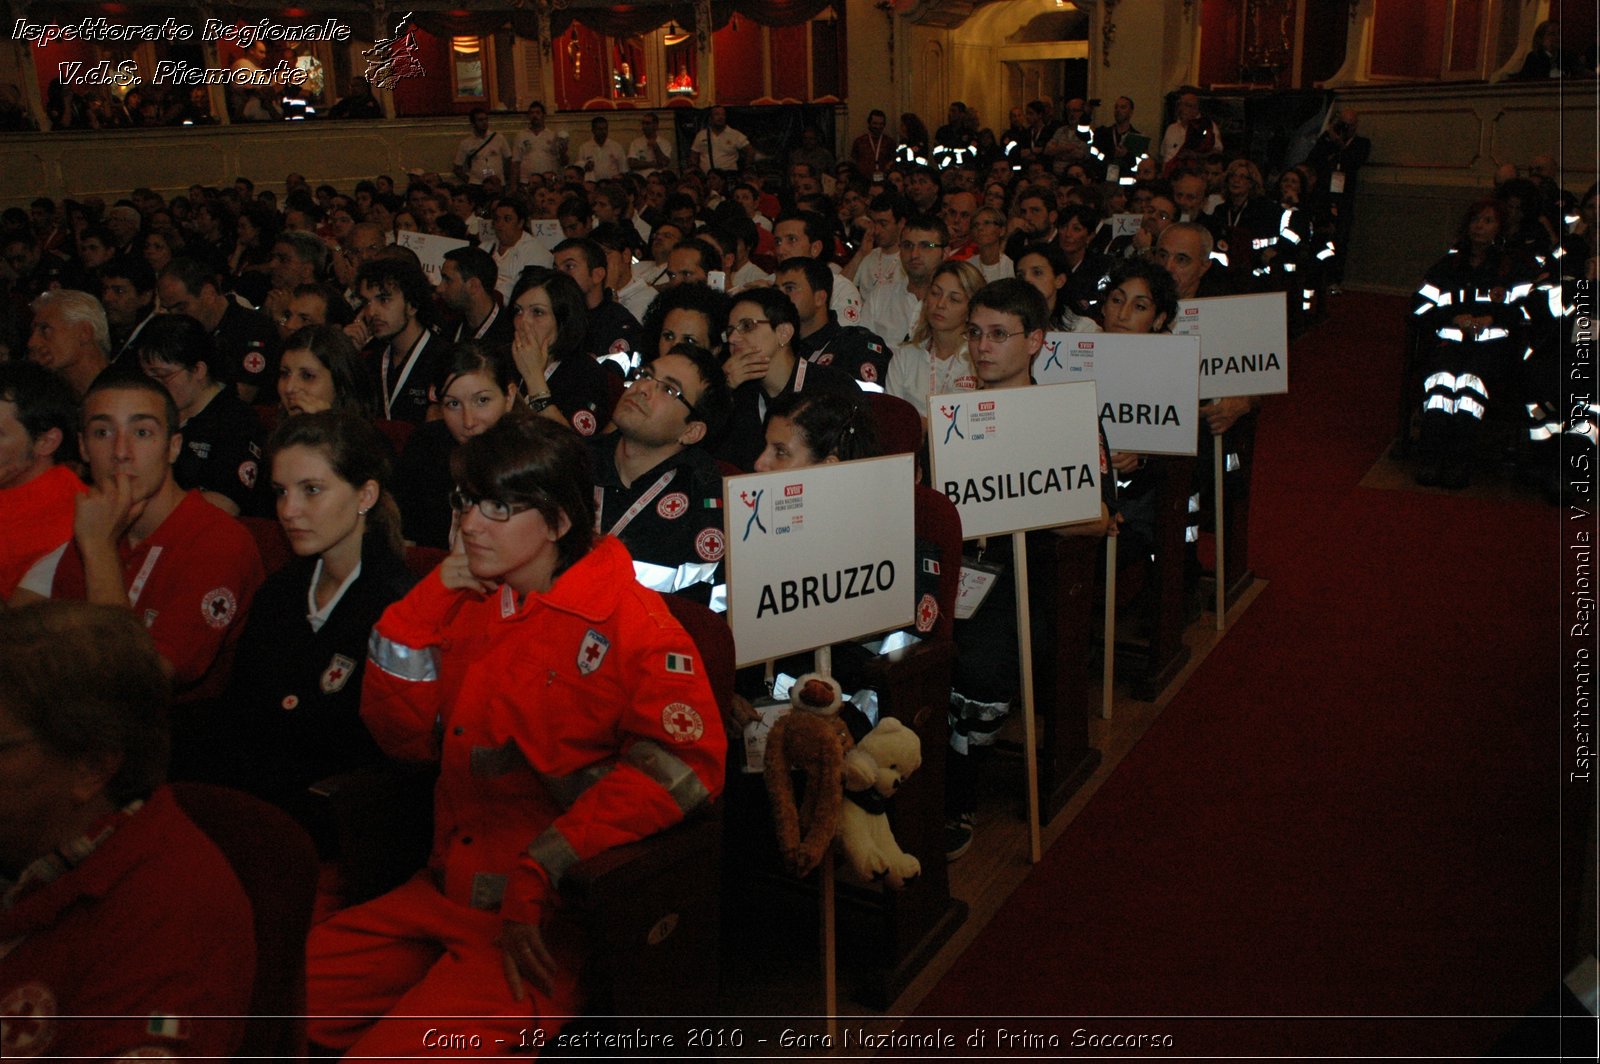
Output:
[524, 390, 555, 413]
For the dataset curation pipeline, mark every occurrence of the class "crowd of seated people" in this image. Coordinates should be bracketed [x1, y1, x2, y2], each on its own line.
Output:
[0, 90, 1590, 1052]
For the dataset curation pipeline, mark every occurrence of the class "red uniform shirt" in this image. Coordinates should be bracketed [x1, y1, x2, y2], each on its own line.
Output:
[0, 464, 83, 599]
[52, 490, 265, 702]
[0, 787, 256, 1060]
[362, 535, 726, 924]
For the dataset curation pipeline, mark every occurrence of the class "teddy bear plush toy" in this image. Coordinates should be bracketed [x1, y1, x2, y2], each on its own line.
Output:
[763, 673, 853, 878]
[837, 718, 923, 889]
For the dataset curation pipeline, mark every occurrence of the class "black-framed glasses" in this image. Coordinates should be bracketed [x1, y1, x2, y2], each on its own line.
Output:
[628, 366, 696, 415]
[900, 240, 946, 252]
[448, 488, 539, 523]
[721, 318, 771, 341]
[965, 325, 1026, 344]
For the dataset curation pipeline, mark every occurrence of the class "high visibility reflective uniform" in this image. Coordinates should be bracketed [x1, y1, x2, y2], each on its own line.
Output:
[306, 536, 725, 1055]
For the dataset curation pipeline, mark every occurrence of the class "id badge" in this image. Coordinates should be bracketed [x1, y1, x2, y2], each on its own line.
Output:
[1329, 170, 1346, 195]
[954, 555, 1006, 620]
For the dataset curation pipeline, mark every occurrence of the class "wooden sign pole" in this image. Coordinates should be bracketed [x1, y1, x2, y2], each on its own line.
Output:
[1012, 531, 1043, 865]
[1213, 443, 1227, 631]
[1102, 536, 1117, 719]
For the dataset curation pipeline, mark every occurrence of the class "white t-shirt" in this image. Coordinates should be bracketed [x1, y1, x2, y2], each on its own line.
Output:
[513, 127, 564, 179]
[577, 138, 628, 181]
[615, 274, 657, 323]
[828, 266, 865, 327]
[455, 131, 512, 185]
[728, 260, 772, 294]
[690, 126, 750, 172]
[854, 246, 905, 298]
[627, 134, 675, 176]
[861, 281, 924, 347]
[886, 340, 979, 421]
[492, 231, 553, 301]
[975, 254, 1015, 283]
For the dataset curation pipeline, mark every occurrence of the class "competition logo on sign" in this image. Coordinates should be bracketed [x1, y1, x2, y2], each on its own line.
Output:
[201, 587, 237, 630]
[939, 403, 964, 443]
[738, 489, 767, 540]
[1040, 337, 1065, 373]
[577, 628, 611, 675]
[661, 702, 705, 743]
[656, 492, 688, 520]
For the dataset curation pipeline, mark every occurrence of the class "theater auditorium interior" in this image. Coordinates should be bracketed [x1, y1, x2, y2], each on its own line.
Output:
[0, 0, 1594, 1059]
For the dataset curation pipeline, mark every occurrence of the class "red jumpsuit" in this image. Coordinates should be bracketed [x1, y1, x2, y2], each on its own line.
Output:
[0, 787, 256, 1060]
[306, 535, 725, 1056]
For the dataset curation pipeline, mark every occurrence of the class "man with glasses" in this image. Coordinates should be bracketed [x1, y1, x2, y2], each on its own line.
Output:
[712, 287, 857, 471]
[585, 345, 732, 609]
[861, 214, 948, 346]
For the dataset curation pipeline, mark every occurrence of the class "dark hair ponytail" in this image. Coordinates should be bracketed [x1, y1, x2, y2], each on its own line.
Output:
[267, 411, 404, 561]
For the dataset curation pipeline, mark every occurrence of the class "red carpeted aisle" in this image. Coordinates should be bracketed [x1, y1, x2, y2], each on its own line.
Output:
[913, 294, 1563, 1056]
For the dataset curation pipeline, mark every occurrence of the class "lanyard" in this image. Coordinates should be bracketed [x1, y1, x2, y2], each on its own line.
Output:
[127, 546, 163, 607]
[596, 469, 677, 537]
[382, 331, 430, 418]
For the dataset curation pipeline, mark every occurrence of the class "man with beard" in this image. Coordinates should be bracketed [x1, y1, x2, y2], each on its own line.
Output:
[351, 257, 445, 424]
[437, 246, 512, 347]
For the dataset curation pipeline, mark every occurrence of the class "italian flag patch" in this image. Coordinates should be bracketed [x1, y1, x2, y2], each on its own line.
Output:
[665, 652, 695, 675]
[147, 1014, 190, 1039]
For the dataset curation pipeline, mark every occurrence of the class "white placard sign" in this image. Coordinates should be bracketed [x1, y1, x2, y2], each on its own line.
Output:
[529, 219, 566, 252]
[395, 230, 469, 286]
[1035, 332, 1201, 455]
[1109, 212, 1144, 239]
[1172, 292, 1289, 399]
[724, 455, 915, 667]
[927, 382, 1102, 539]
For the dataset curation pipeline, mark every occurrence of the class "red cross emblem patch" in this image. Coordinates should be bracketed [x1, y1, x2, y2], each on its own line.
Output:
[842, 302, 861, 324]
[915, 593, 939, 633]
[860, 362, 878, 383]
[577, 628, 611, 675]
[242, 350, 266, 375]
[572, 409, 597, 436]
[661, 702, 704, 744]
[695, 527, 724, 562]
[656, 492, 688, 520]
[201, 587, 237, 630]
[321, 654, 357, 694]
[1, 982, 58, 1057]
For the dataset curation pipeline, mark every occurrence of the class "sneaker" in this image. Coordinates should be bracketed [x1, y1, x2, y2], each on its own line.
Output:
[944, 814, 975, 861]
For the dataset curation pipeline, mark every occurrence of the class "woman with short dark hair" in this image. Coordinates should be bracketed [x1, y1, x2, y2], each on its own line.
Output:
[306, 415, 726, 1055]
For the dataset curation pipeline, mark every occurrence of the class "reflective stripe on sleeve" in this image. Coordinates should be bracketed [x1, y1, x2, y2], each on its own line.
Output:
[527, 826, 581, 887]
[368, 630, 440, 682]
[633, 558, 720, 595]
[539, 760, 616, 808]
[625, 739, 711, 816]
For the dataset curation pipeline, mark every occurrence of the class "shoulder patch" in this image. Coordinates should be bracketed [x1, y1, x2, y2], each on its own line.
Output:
[241, 350, 266, 375]
[320, 654, 357, 694]
[577, 628, 611, 675]
[860, 363, 878, 383]
[201, 587, 238, 629]
[916, 593, 939, 633]
[657, 492, 689, 520]
[661, 702, 705, 744]
[1, 982, 57, 1057]
[572, 409, 598, 436]
[238, 460, 257, 489]
[695, 527, 725, 562]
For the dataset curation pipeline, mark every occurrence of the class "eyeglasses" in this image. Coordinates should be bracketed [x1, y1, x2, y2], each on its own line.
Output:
[448, 488, 540, 523]
[900, 240, 946, 252]
[628, 366, 696, 415]
[721, 318, 771, 341]
[965, 325, 1027, 344]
